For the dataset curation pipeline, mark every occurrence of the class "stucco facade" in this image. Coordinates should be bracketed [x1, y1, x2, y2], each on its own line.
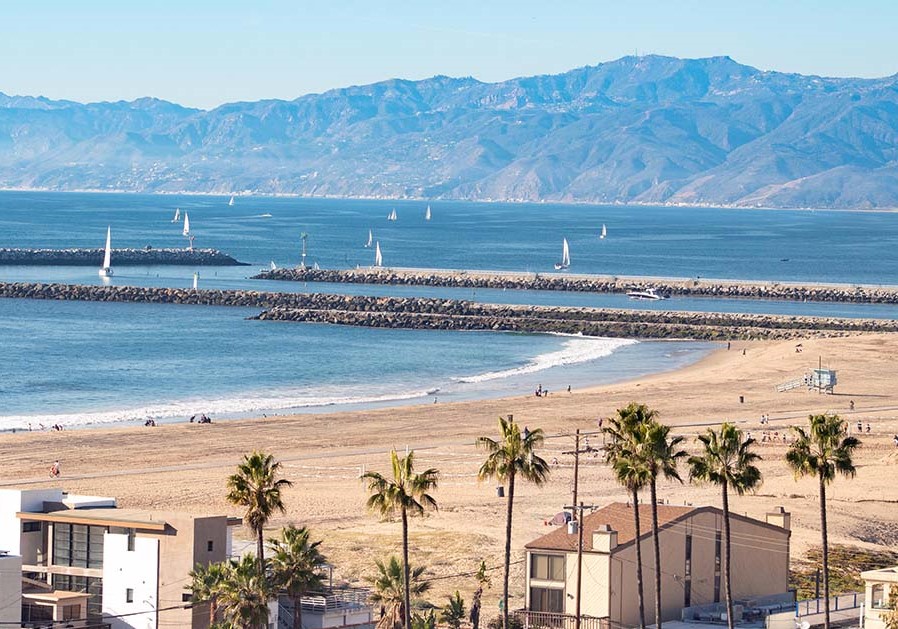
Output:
[862, 566, 898, 629]
[524, 503, 791, 627]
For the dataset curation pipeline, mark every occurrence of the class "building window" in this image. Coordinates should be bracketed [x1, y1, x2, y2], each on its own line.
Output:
[53, 523, 106, 569]
[684, 578, 691, 608]
[872, 584, 885, 609]
[530, 554, 565, 581]
[52, 574, 103, 619]
[126, 588, 134, 603]
[22, 521, 41, 533]
[714, 530, 722, 571]
[207, 540, 214, 552]
[62, 604, 81, 621]
[530, 587, 564, 613]
[684, 534, 692, 577]
[714, 574, 721, 603]
[127, 530, 136, 552]
[183, 593, 193, 603]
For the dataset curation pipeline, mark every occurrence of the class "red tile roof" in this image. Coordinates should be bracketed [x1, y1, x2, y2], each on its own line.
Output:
[525, 502, 694, 553]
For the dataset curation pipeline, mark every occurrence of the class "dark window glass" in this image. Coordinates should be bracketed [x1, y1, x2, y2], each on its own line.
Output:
[89, 526, 106, 567]
[714, 574, 721, 603]
[684, 579, 691, 608]
[529, 587, 564, 613]
[207, 540, 214, 552]
[22, 521, 41, 533]
[53, 523, 72, 566]
[126, 588, 134, 603]
[715, 530, 722, 570]
[685, 534, 692, 577]
[530, 554, 565, 581]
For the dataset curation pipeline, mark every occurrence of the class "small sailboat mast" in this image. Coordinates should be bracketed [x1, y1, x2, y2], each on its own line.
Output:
[365, 229, 373, 248]
[98, 226, 113, 277]
[374, 241, 383, 267]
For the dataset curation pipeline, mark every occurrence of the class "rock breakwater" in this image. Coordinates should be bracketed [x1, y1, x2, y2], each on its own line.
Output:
[0, 247, 247, 266]
[254, 268, 898, 304]
[2, 282, 896, 341]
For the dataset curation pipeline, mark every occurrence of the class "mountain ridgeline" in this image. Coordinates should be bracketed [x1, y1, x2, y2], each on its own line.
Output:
[2, 55, 898, 208]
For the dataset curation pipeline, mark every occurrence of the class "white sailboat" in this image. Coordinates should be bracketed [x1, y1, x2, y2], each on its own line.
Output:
[270, 261, 277, 271]
[228, 196, 235, 206]
[425, 205, 431, 221]
[183, 213, 191, 237]
[554, 238, 571, 271]
[365, 229, 373, 248]
[600, 224, 607, 239]
[388, 208, 397, 221]
[98, 226, 113, 278]
[193, 272, 200, 290]
[171, 208, 181, 223]
[374, 241, 383, 267]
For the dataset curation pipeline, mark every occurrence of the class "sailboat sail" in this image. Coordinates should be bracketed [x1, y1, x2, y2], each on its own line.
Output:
[270, 261, 277, 271]
[365, 229, 373, 248]
[183, 213, 190, 236]
[425, 205, 431, 221]
[374, 241, 383, 267]
[102, 227, 112, 269]
[600, 224, 607, 239]
[388, 209, 397, 221]
[228, 196, 235, 206]
[172, 208, 181, 222]
[562, 238, 570, 266]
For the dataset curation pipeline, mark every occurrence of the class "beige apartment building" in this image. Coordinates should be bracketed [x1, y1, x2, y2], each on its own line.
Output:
[861, 566, 898, 629]
[523, 502, 791, 627]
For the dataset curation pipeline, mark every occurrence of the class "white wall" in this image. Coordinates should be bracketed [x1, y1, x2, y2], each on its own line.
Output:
[0, 554, 22, 626]
[102, 532, 159, 629]
[0, 488, 62, 555]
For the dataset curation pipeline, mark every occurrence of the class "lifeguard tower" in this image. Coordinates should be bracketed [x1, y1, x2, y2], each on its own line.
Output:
[808, 367, 837, 394]
[775, 358, 837, 394]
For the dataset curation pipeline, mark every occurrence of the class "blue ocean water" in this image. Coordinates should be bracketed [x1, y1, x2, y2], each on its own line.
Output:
[1, 191, 896, 429]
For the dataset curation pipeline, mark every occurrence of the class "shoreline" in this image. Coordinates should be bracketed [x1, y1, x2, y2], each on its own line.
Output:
[2, 187, 897, 213]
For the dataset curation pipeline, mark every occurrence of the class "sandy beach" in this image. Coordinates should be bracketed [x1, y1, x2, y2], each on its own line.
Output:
[2, 333, 897, 612]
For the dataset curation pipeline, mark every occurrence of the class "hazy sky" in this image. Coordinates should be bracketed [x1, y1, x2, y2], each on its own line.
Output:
[2, 0, 895, 109]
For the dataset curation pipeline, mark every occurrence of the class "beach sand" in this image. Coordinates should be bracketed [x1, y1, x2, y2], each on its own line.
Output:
[2, 333, 897, 612]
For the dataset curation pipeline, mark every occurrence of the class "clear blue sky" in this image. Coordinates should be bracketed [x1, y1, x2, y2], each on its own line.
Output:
[1, 0, 896, 109]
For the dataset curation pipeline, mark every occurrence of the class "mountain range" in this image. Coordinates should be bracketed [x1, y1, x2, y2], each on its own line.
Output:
[2, 55, 898, 209]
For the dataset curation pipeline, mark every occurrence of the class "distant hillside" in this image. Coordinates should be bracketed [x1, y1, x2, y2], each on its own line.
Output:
[2, 55, 898, 209]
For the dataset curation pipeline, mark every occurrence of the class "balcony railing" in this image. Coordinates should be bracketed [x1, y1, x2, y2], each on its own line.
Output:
[514, 609, 610, 629]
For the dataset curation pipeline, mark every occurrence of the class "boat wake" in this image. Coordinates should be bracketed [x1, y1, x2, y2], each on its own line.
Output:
[454, 335, 637, 384]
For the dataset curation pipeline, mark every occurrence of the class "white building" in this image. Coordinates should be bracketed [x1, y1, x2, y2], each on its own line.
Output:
[0, 552, 22, 626]
[0, 487, 241, 628]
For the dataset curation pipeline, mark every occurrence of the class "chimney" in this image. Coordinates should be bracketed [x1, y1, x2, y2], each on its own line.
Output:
[592, 524, 618, 553]
[765, 506, 791, 531]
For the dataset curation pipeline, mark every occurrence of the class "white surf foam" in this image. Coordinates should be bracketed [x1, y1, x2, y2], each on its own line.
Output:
[0, 387, 434, 432]
[454, 335, 637, 384]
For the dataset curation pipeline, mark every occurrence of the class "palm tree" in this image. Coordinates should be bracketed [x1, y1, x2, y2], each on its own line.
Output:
[268, 525, 327, 629]
[226, 451, 293, 576]
[187, 560, 231, 626]
[368, 555, 432, 629]
[216, 554, 273, 629]
[603, 403, 655, 629]
[477, 416, 550, 629]
[688, 423, 762, 629]
[786, 413, 860, 629]
[440, 591, 466, 629]
[643, 418, 687, 629]
[363, 450, 439, 629]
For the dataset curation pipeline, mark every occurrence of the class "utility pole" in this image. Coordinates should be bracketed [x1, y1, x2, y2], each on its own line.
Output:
[562, 429, 596, 522]
[564, 501, 595, 629]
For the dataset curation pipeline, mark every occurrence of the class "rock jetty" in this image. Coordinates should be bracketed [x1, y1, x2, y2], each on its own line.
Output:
[0, 247, 247, 266]
[253, 267, 898, 304]
[2, 281, 897, 341]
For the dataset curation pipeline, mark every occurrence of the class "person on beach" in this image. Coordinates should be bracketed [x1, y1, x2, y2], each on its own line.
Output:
[49, 460, 60, 478]
[850, 400, 855, 410]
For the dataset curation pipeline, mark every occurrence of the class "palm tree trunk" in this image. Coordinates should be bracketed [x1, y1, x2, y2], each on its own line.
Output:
[209, 599, 217, 628]
[820, 476, 830, 629]
[257, 527, 266, 580]
[503, 469, 516, 629]
[632, 487, 646, 629]
[294, 594, 302, 629]
[649, 478, 662, 629]
[403, 505, 412, 629]
[722, 480, 734, 629]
